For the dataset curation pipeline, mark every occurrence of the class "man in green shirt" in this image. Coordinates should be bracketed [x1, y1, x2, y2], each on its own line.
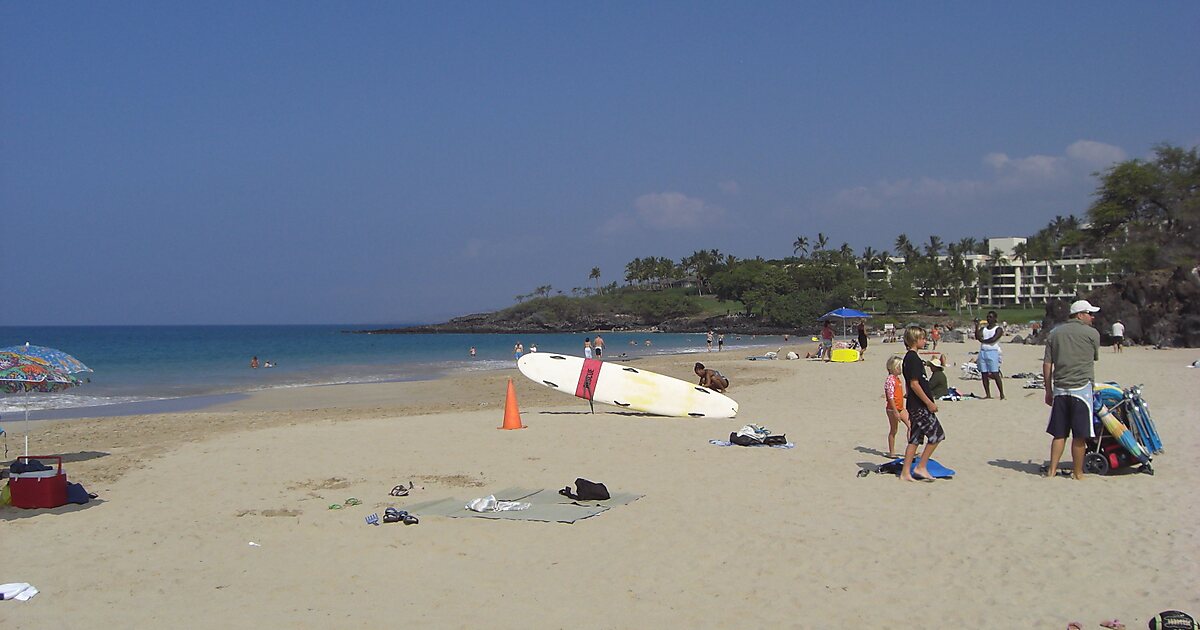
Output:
[1043, 300, 1102, 479]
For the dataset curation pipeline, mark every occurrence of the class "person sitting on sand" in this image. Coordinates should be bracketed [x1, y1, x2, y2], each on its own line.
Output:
[900, 326, 946, 482]
[926, 354, 949, 399]
[694, 362, 729, 393]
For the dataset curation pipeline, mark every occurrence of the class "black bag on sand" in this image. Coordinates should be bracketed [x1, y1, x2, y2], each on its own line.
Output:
[560, 478, 610, 501]
[729, 432, 762, 446]
[763, 435, 788, 446]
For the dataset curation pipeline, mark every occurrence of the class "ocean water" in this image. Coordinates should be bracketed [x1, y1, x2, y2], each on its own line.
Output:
[0, 326, 778, 418]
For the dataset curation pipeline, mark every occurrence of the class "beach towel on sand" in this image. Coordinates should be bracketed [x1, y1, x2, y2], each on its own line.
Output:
[858, 457, 955, 478]
[404, 487, 642, 524]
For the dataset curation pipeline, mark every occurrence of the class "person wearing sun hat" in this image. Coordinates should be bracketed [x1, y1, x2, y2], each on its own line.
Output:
[1042, 299, 1102, 479]
[925, 354, 949, 399]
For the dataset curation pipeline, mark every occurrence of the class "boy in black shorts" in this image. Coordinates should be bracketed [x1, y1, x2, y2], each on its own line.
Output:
[900, 325, 946, 482]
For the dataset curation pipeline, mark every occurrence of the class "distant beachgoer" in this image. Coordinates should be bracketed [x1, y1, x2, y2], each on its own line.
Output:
[593, 334, 604, 359]
[629, 340, 637, 346]
[584, 337, 593, 360]
[974, 311, 1005, 399]
[1111, 320, 1124, 353]
[706, 330, 714, 352]
[820, 321, 834, 361]
[469, 346, 477, 357]
[717, 333, 724, 351]
[883, 355, 910, 458]
[694, 362, 729, 393]
[783, 334, 789, 342]
[857, 321, 868, 359]
[264, 360, 275, 368]
[513, 342, 523, 360]
[644, 339, 651, 347]
[529, 343, 537, 353]
[250, 356, 259, 369]
[930, 324, 941, 351]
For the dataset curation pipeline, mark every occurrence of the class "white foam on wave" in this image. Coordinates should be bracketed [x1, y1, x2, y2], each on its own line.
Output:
[0, 393, 162, 413]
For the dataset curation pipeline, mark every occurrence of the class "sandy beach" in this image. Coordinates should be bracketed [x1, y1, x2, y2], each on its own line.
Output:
[2, 341, 1198, 628]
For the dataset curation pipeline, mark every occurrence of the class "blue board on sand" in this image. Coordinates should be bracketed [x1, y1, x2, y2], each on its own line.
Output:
[888, 457, 955, 478]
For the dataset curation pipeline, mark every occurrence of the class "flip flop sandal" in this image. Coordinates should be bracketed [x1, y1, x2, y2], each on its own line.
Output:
[344, 497, 362, 506]
[401, 513, 419, 525]
[383, 507, 404, 524]
[328, 503, 343, 510]
[389, 485, 409, 497]
[1100, 620, 1125, 630]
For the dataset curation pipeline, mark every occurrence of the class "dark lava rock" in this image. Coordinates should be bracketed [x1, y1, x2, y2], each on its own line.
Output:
[1040, 266, 1200, 348]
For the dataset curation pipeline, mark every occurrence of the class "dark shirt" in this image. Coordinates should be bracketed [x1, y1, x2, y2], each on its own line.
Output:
[903, 350, 933, 412]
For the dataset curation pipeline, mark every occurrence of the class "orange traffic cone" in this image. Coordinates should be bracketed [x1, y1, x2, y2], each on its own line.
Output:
[499, 378, 525, 430]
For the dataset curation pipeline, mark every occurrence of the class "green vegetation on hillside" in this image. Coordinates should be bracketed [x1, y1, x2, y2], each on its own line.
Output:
[506, 143, 1198, 330]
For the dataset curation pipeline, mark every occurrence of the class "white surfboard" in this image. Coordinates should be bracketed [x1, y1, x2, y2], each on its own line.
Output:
[517, 353, 738, 418]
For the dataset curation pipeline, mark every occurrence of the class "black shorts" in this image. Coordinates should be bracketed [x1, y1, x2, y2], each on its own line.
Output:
[1046, 395, 1095, 439]
[907, 405, 946, 445]
[1112, 336, 1123, 346]
[594, 347, 602, 357]
[858, 336, 868, 349]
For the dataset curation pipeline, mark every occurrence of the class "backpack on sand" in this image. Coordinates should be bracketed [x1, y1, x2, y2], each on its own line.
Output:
[560, 478, 610, 501]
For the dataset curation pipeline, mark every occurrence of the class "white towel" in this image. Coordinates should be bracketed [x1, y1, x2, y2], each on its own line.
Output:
[465, 495, 531, 512]
[0, 583, 39, 601]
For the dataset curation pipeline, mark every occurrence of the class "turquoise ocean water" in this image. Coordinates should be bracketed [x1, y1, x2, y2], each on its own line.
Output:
[0, 326, 777, 419]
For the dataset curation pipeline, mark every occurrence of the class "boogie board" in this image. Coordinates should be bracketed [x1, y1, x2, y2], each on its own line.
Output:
[517, 353, 739, 418]
[1097, 404, 1149, 464]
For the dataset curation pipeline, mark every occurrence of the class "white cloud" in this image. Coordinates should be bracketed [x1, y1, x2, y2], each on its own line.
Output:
[1065, 140, 1127, 167]
[983, 152, 1067, 180]
[830, 139, 1127, 213]
[718, 179, 741, 194]
[602, 192, 723, 234]
[634, 192, 719, 228]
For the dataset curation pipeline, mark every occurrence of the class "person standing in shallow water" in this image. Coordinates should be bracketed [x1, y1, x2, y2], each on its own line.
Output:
[583, 337, 593, 360]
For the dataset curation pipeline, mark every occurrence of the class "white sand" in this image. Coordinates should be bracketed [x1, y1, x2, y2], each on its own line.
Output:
[2, 343, 1198, 628]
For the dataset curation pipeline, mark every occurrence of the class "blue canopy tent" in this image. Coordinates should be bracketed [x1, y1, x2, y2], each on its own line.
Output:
[819, 307, 872, 338]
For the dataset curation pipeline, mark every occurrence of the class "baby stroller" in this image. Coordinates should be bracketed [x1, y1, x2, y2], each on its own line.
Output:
[1083, 383, 1163, 476]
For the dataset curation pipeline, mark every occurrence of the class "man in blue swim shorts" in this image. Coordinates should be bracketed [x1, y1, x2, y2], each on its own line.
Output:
[973, 311, 1005, 399]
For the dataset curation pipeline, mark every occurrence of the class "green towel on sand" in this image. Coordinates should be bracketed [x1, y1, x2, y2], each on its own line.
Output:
[402, 487, 642, 524]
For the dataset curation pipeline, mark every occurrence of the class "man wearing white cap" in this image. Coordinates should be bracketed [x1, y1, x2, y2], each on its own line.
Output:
[1042, 299, 1101, 479]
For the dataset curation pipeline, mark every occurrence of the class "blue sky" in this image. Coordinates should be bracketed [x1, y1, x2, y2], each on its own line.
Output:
[3, 2, 1197, 325]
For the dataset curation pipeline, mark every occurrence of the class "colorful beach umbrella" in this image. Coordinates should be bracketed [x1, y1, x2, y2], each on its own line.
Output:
[0, 351, 81, 393]
[0, 350, 86, 456]
[0, 343, 92, 374]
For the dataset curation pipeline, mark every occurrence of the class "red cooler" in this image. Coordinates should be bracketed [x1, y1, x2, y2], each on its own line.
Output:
[8, 455, 68, 509]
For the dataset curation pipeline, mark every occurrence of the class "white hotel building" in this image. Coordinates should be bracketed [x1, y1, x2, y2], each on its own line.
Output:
[866, 237, 1119, 308]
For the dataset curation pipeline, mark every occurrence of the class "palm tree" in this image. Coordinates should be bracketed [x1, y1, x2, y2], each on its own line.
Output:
[894, 233, 914, 261]
[925, 235, 944, 259]
[792, 236, 809, 259]
[815, 232, 830, 251]
[589, 267, 601, 294]
[860, 246, 878, 271]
